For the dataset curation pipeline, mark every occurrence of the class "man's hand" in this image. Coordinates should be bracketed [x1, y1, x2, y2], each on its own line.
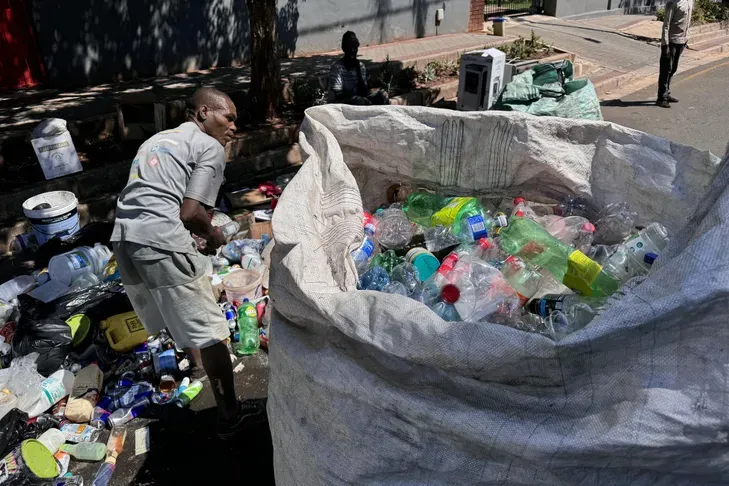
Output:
[206, 226, 227, 252]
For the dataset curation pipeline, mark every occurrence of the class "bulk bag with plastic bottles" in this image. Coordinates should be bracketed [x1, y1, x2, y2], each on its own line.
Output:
[268, 105, 727, 485]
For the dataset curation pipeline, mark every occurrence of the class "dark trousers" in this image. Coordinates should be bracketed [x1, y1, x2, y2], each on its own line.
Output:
[658, 43, 686, 101]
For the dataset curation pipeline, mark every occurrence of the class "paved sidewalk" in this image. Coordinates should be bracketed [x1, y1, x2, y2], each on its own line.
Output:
[506, 14, 727, 97]
[0, 32, 507, 137]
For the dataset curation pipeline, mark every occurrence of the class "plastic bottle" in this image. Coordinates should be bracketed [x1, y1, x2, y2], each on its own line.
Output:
[107, 397, 149, 427]
[552, 195, 589, 218]
[429, 284, 462, 321]
[375, 208, 413, 249]
[528, 294, 606, 319]
[27, 369, 74, 418]
[351, 225, 377, 275]
[97, 382, 154, 412]
[500, 216, 620, 297]
[403, 192, 449, 227]
[602, 244, 659, 284]
[235, 299, 259, 356]
[593, 202, 637, 244]
[431, 197, 487, 229]
[511, 197, 538, 220]
[453, 255, 521, 321]
[219, 221, 240, 239]
[59, 442, 107, 461]
[423, 226, 461, 253]
[382, 281, 408, 296]
[48, 244, 112, 286]
[500, 256, 543, 306]
[536, 216, 595, 250]
[358, 266, 390, 291]
[405, 249, 440, 281]
[451, 213, 493, 243]
[91, 427, 126, 486]
[174, 380, 203, 408]
[0, 275, 35, 302]
[390, 263, 420, 295]
[625, 223, 669, 261]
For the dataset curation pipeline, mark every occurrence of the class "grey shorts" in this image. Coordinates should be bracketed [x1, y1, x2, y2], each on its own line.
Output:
[113, 242, 229, 349]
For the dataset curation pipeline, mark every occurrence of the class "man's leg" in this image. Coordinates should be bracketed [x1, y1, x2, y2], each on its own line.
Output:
[665, 43, 686, 102]
[657, 45, 672, 105]
[367, 89, 390, 105]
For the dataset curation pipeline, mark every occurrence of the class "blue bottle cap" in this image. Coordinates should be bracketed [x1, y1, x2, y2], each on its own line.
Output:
[644, 252, 658, 265]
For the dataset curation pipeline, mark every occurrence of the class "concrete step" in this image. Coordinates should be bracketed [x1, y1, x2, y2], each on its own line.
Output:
[689, 28, 729, 45]
[691, 35, 729, 54]
[688, 20, 729, 36]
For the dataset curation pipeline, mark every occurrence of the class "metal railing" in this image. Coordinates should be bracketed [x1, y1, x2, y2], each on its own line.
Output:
[485, 0, 543, 19]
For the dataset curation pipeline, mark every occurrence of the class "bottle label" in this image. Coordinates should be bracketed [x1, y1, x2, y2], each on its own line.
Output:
[244, 306, 257, 318]
[466, 215, 488, 240]
[563, 251, 602, 296]
[41, 376, 67, 405]
[360, 239, 375, 258]
[67, 252, 89, 270]
[626, 236, 659, 256]
[431, 197, 472, 226]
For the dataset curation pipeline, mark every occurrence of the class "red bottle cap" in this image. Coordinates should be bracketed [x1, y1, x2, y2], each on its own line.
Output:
[514, 197, 526, 205]
[477, 238, 491, 250]
[581, 222, 595, 233]
[441, 284, 460, 304]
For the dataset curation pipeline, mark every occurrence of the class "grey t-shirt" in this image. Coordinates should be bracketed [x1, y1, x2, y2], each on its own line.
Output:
[111, 122, 225, 254]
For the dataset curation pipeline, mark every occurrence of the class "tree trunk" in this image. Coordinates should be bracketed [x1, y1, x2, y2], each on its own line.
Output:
[247, 0, 281, 122]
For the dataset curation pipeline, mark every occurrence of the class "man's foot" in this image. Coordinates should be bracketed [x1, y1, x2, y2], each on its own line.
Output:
[666, 95, 679, 103]
[217, 399, 267, 439]
[656, 99, 671, 108]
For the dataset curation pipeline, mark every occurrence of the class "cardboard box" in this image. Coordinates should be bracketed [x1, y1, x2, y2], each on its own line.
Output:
[249, 220, 273, 240]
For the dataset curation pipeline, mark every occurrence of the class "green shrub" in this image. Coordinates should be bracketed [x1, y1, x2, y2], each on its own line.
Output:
[499, 30, 554, 61]
[656, 8, 665, 22]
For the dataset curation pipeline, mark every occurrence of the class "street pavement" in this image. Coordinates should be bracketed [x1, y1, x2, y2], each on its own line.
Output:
[601, 56, 729, 158]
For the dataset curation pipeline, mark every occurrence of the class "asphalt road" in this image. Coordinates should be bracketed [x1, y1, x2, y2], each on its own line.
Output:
[601, 57, 729, 158]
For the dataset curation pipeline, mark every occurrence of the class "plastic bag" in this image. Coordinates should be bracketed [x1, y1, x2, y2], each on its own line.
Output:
[0, 353, 44, 418]
[13, 296, 73, 376]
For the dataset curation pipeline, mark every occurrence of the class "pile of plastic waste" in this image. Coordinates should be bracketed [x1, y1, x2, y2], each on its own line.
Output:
[0, 213, 275, 485]
[353, 186, 668, 340]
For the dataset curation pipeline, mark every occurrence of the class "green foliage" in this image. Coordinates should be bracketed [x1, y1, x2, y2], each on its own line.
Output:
[416, 59, 460, 84]
[289, 77, 326, 108]
[499, 30, 554, 61]
[375, 56, 419, 96]
[656, 8, 665, 22]
[692, 0, 729, 24]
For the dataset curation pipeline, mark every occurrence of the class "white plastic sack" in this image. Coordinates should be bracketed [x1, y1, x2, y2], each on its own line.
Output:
[268, 105, 728, 485]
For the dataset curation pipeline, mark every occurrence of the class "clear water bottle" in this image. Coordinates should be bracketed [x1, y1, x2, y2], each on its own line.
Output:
[511, 197, 538, 220]
[375, 208, 413, 249]
[390, 263, 420, 295]
[382, 281, 408, 296]
[423, 225, 461, 252]
[430, 284, 462, 322]
[351, 227, 377, 275]
[500, 256, 543, 307]
[358, 266, 390, 291]
[625, 222, 669, 261]
[593, 202, 637, 244]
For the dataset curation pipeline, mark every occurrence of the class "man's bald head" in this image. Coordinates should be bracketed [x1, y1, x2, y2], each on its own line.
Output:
[186, 87, 237, 146]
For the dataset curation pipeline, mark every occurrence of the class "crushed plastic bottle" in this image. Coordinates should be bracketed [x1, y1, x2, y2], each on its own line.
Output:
[511, 197, 538, 220]
[235, 299, 260, 356]
[625, 222, 669, 261]
[382, 281, 408, 296]
[390, 263, 420, 295]
[423, 225, 461, 253]
[375, 208, 413, 249]
[403, 192, 449, 227]
[593, 202, 637, 244]
[358, 266, 390, 291]
[500, 256, 543, 307]
[552, 195, 589, 218]
[536, 215, 595, 254]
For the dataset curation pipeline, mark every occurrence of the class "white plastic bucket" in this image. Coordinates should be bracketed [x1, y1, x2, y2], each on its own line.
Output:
[22, 191, 80, 245]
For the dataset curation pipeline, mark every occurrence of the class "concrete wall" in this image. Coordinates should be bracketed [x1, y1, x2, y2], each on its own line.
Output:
[277, 0, 470, 56]
[30, 0, 470, 88]
[545, 0, 667, 17]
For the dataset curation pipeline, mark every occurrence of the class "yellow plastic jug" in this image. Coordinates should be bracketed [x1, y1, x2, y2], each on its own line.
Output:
[100, 311, 149, 352]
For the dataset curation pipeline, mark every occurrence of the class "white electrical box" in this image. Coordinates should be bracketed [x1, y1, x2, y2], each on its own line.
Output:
[457, 48, 506, 111]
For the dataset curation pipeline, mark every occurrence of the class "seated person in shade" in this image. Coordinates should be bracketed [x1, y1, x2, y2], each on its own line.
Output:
[328, 31, 389, 106]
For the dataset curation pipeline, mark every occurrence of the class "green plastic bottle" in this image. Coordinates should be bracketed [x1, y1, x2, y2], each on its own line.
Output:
[174, 380, 203, 408]
[500, 216, 619, 297]
[235, 299, 260, 356]
[59, 442, 106, 461]
[403, 193, 449, 227]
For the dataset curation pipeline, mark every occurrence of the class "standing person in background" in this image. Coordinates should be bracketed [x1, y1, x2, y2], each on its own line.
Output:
[328, 31, 390, 106]
[657, 0, 693, 108]
[111, 87, 265, 439]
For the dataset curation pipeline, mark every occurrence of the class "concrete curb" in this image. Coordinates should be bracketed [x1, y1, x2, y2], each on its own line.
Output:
[596, 45, 729, 100]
